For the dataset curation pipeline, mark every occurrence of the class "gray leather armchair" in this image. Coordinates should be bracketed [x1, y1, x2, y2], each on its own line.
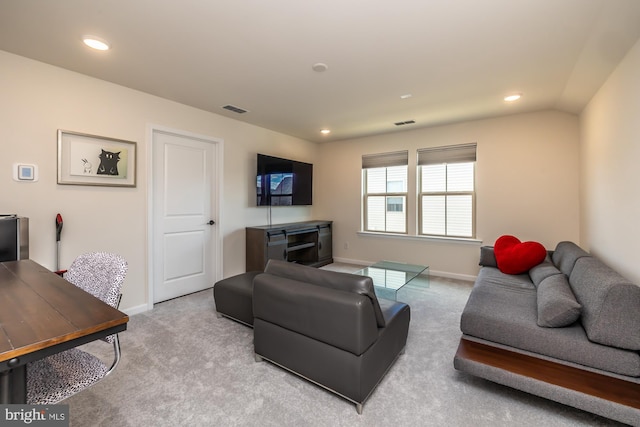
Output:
[253, 260, 411, 414]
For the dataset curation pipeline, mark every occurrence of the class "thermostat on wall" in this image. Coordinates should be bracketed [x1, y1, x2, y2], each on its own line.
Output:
[13, 163, 39, 182]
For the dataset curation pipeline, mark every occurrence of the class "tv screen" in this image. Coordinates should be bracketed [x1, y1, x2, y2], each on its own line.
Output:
[257, 154, 312, 206]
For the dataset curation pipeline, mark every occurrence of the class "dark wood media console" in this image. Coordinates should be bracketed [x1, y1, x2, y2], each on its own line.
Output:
[245, 220, 333, 271]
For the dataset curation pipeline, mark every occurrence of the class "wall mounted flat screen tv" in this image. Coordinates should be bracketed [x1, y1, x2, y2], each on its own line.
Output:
[256, 154, 313, 206]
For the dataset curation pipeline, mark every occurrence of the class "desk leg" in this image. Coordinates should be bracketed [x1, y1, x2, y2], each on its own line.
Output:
[0, 369, 8, 404]
[0, 366, 26, 404]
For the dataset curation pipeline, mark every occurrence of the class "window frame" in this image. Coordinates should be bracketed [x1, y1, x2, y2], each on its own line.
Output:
[362, 151, 409, 234]
[417, 143, 477, 239]
[418, 162, 476, 238]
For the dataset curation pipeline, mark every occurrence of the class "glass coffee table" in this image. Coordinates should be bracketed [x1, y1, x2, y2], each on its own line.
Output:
[355, 261, 429, 300]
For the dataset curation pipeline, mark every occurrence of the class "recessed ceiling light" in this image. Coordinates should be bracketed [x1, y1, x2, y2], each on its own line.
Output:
[312, 63, 328, 72]
[504, 93, 522, 102]
[400, 94, 413, 99]
[82, 35, 110, 51]
[320, 129, 331, 135]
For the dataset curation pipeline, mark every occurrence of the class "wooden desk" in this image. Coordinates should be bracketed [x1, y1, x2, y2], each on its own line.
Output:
[0, 259, 129, 403]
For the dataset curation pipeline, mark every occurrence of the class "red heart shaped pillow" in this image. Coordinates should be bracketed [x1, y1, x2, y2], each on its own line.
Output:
[494, 235, 546, 275]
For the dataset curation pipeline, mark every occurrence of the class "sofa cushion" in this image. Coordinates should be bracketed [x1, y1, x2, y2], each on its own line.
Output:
[263, 259, 386, 327]
[552, 241, 590, 277]
[536, 274, 581, 327]
[494, 235, 546, 275]
[253, 274, 380, 355]
[213, 271, 260, 325]
[528, 254, 562, 287]
[472, 266, 534, 290]
[570, 257, 640, 350]
[479, 246, 497, 267]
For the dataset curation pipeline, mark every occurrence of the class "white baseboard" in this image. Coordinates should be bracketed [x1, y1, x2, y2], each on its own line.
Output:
[332, 256, 371, 266]
[122, 303, 149, 316]
[332, 256, 477, 282]
[428, 270, 477, 282]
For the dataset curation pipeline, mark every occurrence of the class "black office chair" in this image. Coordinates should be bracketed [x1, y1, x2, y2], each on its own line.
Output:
[26, 252, 127, 404]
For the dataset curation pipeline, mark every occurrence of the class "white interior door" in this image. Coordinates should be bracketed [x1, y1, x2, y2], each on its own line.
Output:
[152, 128, 221, 303]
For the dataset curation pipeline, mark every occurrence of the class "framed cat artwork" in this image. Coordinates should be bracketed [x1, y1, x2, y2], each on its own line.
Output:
[57, 130, 137, 187]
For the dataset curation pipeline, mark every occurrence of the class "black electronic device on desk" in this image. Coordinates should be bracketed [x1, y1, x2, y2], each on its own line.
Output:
[0, 214, 29, 262]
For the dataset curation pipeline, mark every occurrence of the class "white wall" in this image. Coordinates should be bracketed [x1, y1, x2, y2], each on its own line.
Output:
[580, 37, 640, 284]
[0, 50, 318, 313]
[1, 48, 595, 309]
[316, 110, 581, 279]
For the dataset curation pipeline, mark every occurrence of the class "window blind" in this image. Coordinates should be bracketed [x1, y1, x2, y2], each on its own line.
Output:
[362, 150, 408, 169]
[417, 143, 476, 165]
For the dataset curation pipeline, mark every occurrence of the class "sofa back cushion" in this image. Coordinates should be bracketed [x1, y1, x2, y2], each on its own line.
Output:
[529, 254, 562, 287]
[253, 273, 379, 355]
[569, 256, 640, 350]
[263, 259, 386, 327]
[536, 274, 581, 327]
[478, 246, 497, 267]
[552, 241, 590, 277]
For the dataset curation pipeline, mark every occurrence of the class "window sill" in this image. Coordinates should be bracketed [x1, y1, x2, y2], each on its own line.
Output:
[357, 231, 483, 246]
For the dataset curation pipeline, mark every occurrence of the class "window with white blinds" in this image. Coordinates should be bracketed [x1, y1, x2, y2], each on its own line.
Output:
[418, 143, 476, 238]
[362, 151, 408, 233]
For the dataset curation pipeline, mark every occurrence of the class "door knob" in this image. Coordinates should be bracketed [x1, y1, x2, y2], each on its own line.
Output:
[207, 220, 215, 225]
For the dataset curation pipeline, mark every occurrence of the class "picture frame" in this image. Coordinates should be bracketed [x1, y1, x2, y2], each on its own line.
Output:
[57, 130, 137, 187]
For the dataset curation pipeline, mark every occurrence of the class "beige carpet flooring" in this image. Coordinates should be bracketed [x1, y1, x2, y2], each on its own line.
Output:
[64, 264, 625, 426]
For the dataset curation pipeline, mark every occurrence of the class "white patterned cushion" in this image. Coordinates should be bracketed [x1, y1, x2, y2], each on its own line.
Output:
[27, 252, 127, 404]
[64, 252, 127, 308]
[27, 348, 109, 404]
[64, 252, 127, 343]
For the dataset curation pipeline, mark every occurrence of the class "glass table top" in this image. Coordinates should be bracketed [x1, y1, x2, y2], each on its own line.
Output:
[355, 261, 429, 300]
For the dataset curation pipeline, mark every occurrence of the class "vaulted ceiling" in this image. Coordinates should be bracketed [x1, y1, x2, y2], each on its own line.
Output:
[1, 0, 640, 142]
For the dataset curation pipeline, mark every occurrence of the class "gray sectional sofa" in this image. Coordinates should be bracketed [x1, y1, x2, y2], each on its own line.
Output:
[454, 241, 640, 426]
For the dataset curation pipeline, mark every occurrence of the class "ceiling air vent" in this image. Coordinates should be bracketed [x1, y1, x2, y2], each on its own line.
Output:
[222, 104, 249, 114]
[394, 120, 416, 126]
